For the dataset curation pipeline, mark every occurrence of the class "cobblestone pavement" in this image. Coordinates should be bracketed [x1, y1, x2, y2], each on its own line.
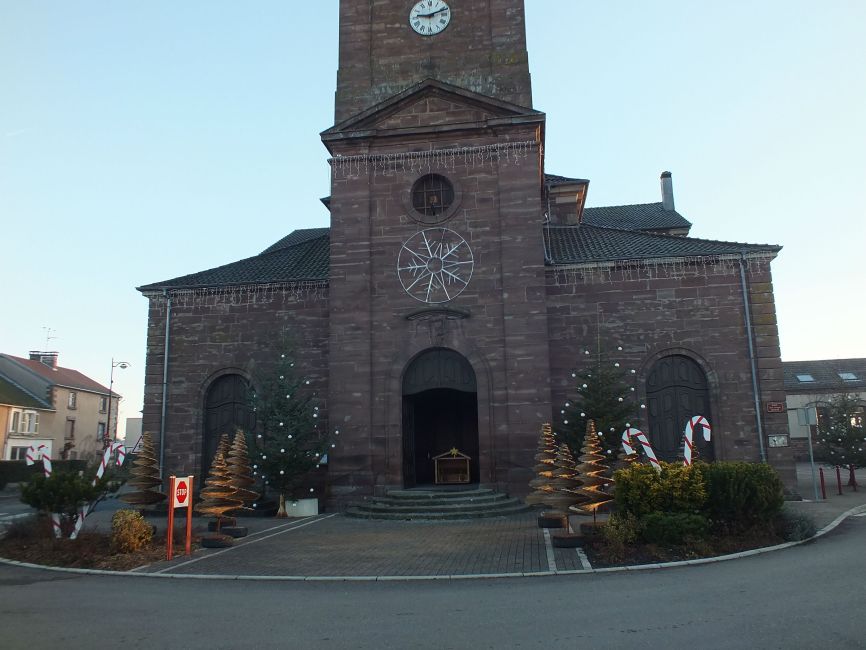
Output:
[138, 510, 588, 577]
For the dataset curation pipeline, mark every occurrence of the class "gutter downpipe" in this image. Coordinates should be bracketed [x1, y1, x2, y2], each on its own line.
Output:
[739, 254, 767, 463]
[159, 288, 172, 478]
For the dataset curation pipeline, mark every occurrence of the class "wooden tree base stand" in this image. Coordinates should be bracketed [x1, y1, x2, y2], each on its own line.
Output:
[221, 526, 249, 538]
[537, 513, 569, 529]
[201, 534, 234, 549]
[551, 532, 583, 548]
[207, 517, 237, 532]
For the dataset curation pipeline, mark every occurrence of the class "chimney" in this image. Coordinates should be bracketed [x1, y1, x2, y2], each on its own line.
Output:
[29, 350, 59, 369]
[660, 171, 675, 211]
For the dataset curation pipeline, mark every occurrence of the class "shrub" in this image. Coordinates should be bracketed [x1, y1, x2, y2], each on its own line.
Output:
[642, 512, 709, 545]
[614, 462, 707, 518]
[776, 510, 817, 542]
[20, 468, 116, 537]
[703, 462, 784, 528]
[0, 460, 87, 486]
[110, 510, 153, 553]
[600, 512, 642, 562]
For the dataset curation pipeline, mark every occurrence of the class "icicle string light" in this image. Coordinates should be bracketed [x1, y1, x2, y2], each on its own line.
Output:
[329, 141, 539, 179]
[143, 281, 329, 307]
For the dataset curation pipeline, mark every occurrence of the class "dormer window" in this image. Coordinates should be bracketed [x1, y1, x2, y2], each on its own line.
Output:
[839, 372, 858, 381]
[796, 374, 815, 383]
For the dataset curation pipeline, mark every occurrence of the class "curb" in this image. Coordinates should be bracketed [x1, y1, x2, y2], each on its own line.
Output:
[2, 503, 864, 583]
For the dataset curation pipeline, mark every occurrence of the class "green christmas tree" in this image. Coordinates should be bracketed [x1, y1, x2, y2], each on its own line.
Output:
[814, 394, 866, 469]
[252, 350, 328, 517]
[560, 348, 636, 458]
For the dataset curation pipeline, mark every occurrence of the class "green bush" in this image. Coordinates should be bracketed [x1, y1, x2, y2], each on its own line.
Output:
[614, 462, 707, 518]
[19, 469, 115, 537]
[110, 510, 153, 553]
[703, 462, 784, 527]
[642, 512, 709, 545]
[776, 509, 817, 542]
[600, 512, 643, 562]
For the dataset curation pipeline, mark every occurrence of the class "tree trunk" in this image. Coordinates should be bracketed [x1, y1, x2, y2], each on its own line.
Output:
[276, 493, 289, 518]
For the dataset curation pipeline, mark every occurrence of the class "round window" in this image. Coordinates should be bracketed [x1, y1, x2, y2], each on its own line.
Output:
[411, 174, 455, 223]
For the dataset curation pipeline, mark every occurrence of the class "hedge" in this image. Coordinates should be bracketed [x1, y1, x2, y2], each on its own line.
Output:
[0, 460, 88, 486]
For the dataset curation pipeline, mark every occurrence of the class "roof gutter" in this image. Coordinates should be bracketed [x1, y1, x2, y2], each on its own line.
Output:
[739, 253, 767, 463]
[159, 288, 172, 480]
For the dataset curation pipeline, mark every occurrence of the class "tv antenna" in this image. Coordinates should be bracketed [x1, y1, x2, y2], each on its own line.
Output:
[42, 327, 58, 349]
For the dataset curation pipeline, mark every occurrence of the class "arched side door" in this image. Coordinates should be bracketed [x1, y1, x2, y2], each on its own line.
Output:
[646, 355, 713, 463]
[203, 374, 254, 476]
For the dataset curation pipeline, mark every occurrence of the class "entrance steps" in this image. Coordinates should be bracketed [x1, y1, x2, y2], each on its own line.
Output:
[345, 487, 530, 520]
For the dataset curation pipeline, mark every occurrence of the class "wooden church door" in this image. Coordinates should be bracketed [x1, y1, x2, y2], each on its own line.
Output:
[203, 374, 254, 476]
[646, 356, 713, 462]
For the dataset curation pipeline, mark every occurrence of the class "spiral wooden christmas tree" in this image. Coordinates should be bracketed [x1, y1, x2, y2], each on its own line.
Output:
[119, 431, 167, 507]
[569, 419, 613, 523]
[542, 442, 584, 513]
[195, 450, 242, 530]
[525, 423, 559, 506]
[215, 432, 231, 466]
[226, 429, 259, 513]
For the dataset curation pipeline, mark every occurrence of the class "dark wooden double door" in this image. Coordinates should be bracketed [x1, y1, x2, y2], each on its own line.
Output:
[646, 356, 714, 462]
[203, 374, 255, 476]
[402, 349, 480, 487]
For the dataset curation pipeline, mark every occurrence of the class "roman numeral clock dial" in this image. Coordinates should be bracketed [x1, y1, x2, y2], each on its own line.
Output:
[409, 0, 451, 36]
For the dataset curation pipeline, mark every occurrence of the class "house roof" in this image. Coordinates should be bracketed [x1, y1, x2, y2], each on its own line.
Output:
[582, 202, 692, 232]
[544, 173, 589, 187]
[783, 359, 866, 393]
[0, 376, 51, 410]
[1, 354, 111, 395]
[137, 229, 330, 292]
[546, 224, 780, 265]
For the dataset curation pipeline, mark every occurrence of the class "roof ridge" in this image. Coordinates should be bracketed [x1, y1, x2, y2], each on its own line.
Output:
[584, 201, 662, 211]
[556, 223, 781, 250]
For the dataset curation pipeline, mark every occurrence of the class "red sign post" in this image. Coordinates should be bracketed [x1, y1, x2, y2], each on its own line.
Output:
[166, 475, 194, 561]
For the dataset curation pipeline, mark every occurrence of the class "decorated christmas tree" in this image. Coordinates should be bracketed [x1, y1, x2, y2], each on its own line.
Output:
[252, 349, 328, 517]
[226, 428, 259, 513]
[569, 420, 613, 525]
[195, 450, 241, 531]
[119, 431, 166, 508]
[814, 394, 866, 478]
[559, 346, 637, 458]
[525, 423, 558, 505]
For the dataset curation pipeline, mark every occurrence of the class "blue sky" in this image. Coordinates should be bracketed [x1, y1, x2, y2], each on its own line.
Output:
[2, 1, 865, 438]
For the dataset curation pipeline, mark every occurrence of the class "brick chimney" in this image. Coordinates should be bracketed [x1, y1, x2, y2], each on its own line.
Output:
[660, 171, 675, 211]
[29, 351, 59, 369]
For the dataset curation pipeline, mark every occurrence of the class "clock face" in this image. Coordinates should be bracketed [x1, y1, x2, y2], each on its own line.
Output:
[397, 228, 474, 304]
[409, 1, 452, 36]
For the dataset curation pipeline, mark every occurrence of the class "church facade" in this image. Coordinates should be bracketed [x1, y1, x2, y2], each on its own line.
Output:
[138, 0, 795, 504]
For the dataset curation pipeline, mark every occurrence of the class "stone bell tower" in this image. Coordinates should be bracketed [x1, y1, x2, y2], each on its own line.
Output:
[324, 0, 551, 502]
[334, 0, 533, 122]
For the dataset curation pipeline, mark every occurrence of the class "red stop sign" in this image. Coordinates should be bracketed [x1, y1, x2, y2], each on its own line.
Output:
[175, 480, 188, 505]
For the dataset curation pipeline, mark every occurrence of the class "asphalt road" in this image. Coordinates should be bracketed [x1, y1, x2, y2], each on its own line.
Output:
[1, 517, 864, 649]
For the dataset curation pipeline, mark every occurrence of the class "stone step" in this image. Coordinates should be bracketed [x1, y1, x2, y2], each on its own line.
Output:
[385, 488, 497, 500]
[357, 495, 519, 513]
[345, 501, 530, 521]
[368, 493, 510, 508]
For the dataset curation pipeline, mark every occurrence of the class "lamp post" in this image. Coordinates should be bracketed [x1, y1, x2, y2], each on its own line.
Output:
[104, 359, 129, 449]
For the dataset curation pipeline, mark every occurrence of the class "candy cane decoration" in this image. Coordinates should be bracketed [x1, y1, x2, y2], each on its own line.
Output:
[69, 442, 127, 540]
[25, 445, 62, 538]
[621, 427, 661, 473]
[683, 416, 712, 466]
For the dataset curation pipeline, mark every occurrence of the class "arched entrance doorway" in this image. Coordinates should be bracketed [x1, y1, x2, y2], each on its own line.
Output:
[402, 348, 479, 487]
[646, 355, 714, 462]
[203, 373, 255, 476]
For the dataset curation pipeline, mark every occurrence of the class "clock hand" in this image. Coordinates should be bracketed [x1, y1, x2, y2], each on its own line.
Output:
[416, 8, 447, 18]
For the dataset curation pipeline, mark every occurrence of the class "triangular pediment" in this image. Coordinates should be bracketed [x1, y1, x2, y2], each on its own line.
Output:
[322, 79, 543, 140]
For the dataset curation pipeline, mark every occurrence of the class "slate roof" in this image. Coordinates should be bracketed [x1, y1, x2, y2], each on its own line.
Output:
[138, 229, 330, 292]
[0, 376, 51, 409]
[783, 359, 866, 393]
[1, 355, 111, 395]
[544, 173, 589, 187]
[582, 202, 692, 232]
[546, 224, 780, 265]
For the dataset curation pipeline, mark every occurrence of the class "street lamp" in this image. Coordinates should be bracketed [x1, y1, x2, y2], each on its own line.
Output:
[104, 358, 129, 448]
